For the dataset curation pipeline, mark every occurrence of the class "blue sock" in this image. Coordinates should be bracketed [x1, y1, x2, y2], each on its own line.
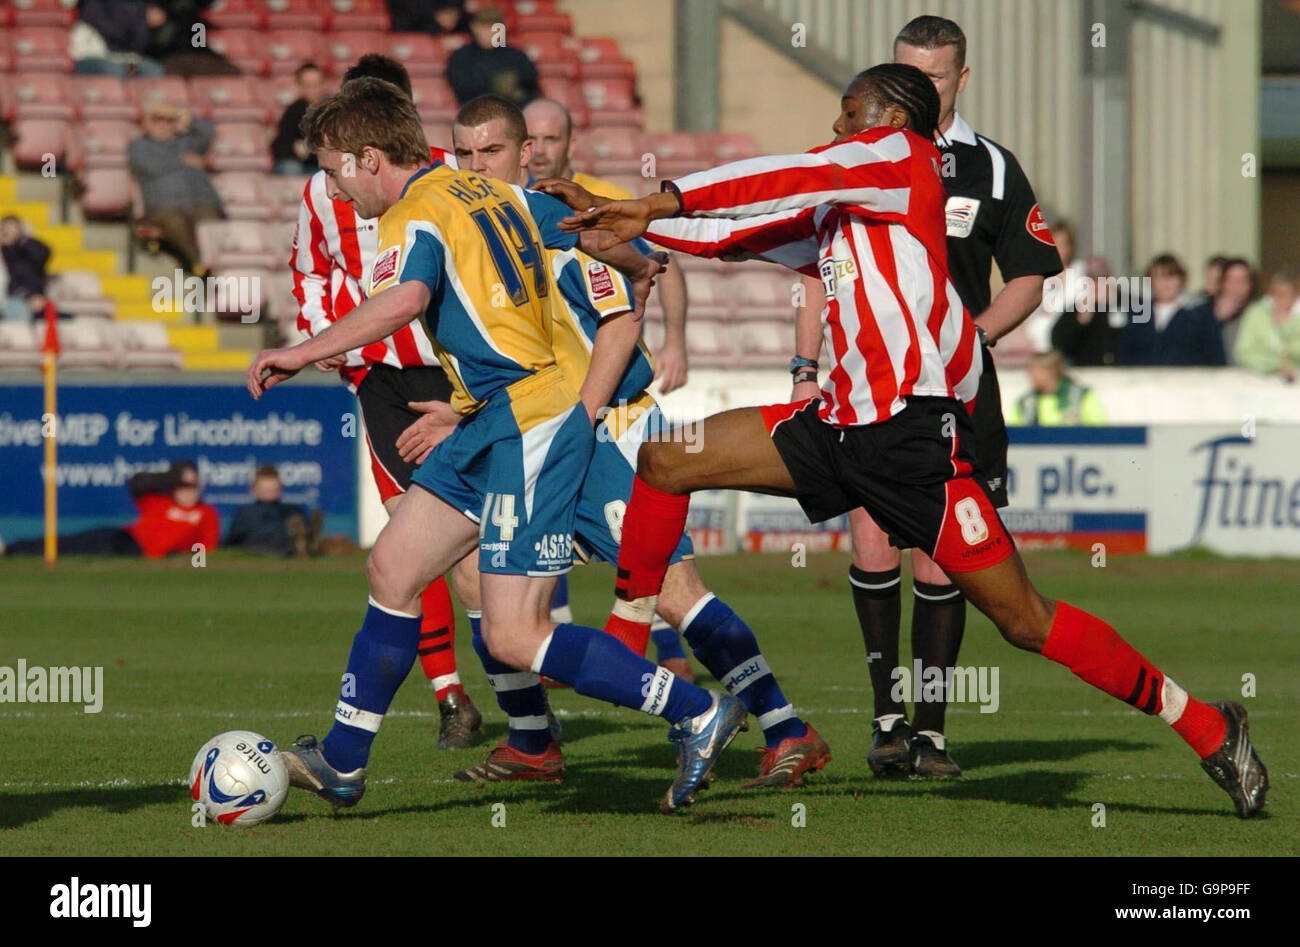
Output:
[321, 600, 421, 772]
[682, 594, 806, 747]
[549, 575, 572, 622]
[468, 611, 552, 755]
[538, 623, 711, 721]
[651, 616, 688, 661]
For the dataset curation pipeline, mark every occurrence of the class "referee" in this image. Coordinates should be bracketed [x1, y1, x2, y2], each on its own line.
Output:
[793, 15, 1063, 778]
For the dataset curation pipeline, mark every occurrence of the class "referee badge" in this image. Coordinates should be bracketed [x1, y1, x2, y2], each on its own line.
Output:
[945, 196, 981, 239]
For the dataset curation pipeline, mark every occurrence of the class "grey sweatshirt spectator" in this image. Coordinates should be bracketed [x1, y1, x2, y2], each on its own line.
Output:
[128, 101, 223, 274]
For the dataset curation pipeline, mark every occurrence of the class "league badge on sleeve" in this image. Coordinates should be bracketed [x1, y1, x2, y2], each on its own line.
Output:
[945, 195, 981, 239]
[1026, 203, 1054, 246]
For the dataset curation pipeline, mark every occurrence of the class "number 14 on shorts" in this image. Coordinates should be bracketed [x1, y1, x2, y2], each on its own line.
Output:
[481, 492, 519, 542]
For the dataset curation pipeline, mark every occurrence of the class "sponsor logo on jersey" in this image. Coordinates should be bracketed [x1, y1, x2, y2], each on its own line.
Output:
[945, 195, 981, 239]
[369, 245, 400, 290]
[1026, 203, 1054, 246]
[586, 261, 616, 300]
[290, 225, 299, 250]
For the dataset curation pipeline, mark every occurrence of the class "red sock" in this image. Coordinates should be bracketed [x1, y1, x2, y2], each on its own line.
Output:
[615, 476, 688, 600]
[1042, 602, 1226, 757]
[418, 577, 463, 702]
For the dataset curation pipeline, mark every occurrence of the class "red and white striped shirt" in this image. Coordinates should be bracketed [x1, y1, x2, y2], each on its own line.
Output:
[289, 146, 456, 391]
[647, 127, 981, 427]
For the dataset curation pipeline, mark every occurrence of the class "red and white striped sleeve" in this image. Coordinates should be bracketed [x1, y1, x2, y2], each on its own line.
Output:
[667, 128, 914, 221]
[646, 207, 822, 275]
[289, 175, 334, 339]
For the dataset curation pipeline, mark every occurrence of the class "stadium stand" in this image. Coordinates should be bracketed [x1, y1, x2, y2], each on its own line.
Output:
[0, 1, 763, 376]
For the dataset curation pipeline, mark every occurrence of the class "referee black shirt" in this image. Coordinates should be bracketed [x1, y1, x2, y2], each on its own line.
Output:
[936, 112, 1062, 507]
[937, 112, 1062, 316]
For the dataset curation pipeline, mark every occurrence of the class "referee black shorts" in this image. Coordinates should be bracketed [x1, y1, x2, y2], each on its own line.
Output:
[356, 364, 454, 502]
[762, 396, 1014, 574]
[971, 345, 1010, 508]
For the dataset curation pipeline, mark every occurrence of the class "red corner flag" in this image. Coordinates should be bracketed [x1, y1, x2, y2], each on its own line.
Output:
[42, 299, 60, 355]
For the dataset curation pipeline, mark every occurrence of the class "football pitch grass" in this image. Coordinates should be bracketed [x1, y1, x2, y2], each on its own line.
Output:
[1, 550, 1294, 857]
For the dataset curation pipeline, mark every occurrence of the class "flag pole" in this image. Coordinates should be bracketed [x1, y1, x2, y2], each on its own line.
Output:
[41, 300, 60, 568]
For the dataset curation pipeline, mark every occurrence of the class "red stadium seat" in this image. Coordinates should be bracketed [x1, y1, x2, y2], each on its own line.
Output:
[386, 33, 449, 78]
[203, 0, 265, 30]
[265, 30, 329, 77]
[188, 76, 269, 123]
[537, 77, 588, 129]
[129, 77, 191, 112]
[515, 33, 579, 80]
[575, 37, 636, 82]
[511, 0, 569, 33]
[59, 317, 120, 371]
[0, 322, 43, 371]
[264, 174, 312, 221]
[734, 318, 789, 367]
[10, 26, 72, 72]
[197, 219, 278, 269]
[729, 264, 797, 316]
[118, 322, 184, 371]
[698, 131, 759, 163]
[211, 172, 270, 220]
[49, 271, 116, 319]
[67, 120, 135, 171]
[327, 0, 389, 31]
[643, 131, 702, 177]
[682, 318, 734, 366]
[207, 29, 270, 75]
[682, 271, 731, 320]
[78, 168, 133, 219]
[69, 76, 138, 122]
[11, 119, 68, 170]
[410, 77, 457, 124]
[581, 78, 642, 128]
[264, 0, 327, 29]
[7, 74, 73, 121]
[325, 30, 391, 75]
[208, 123, 272, 172]
[576, 127, 644, 177]
[12, 0, 78, 28]
[266, 75, 304, 114]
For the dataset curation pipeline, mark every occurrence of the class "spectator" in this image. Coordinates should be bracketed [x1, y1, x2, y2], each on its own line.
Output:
[143, 0, 241, 76]
[0, 217, 52, 322]
[71, 0, 167, 77]
[224, 465, 319, 556]
[447, 5, 539, 106]
[128, 100, 224, 276]
[1022, 219, 1086, 354]
[270, 63, 327, 176]
[1008, 350, 1106, 426]
[1200, 254, 1229, 302]
[1212, 258, 1255, 356]
[387, 0, 469, 34]
[1117, 253, 1205, 366]
[1049, 256, 1121, 366]
[1, 461, 219, 558]
[1233, 265, 1300, 382]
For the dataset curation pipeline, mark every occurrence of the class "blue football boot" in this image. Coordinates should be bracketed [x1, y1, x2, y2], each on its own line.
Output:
[280, 734, 366, 809]
[661, 692, 748, 812]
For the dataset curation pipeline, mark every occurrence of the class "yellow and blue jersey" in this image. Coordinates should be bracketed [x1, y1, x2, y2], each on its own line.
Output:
[369, 163, 580, 415]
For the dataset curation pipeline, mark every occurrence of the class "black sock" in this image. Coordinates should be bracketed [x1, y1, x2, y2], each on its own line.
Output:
[911, 580, 966, 735]
[849, 565, 905, 719]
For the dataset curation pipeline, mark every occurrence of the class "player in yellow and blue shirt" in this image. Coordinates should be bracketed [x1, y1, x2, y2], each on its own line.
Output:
[249, 78, 748, 812]
[449, 94, 827, 788]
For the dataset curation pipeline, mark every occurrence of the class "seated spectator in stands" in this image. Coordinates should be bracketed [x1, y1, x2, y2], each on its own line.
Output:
[144, 0, 240, 76]
[1199, 254, 1229, 303]
[0, 217, 53, 322]
[224, 465, 319, 556]
[387, 0, 469, 34]
[1212, 258, 1255, 356]
[1, 461, 219, 559]
[71, 0, 167, 77]
[1008, 350, 1106, 426]
[1233, 265, 1300, 382]
[447, 5, 539, 106]
[1049, 256, 1121, 366]
[271, 63, 327, 176]
[1117, 253, 1205, 366]
[1022, 218, 1087, 354]
[129, 101, 224, 276]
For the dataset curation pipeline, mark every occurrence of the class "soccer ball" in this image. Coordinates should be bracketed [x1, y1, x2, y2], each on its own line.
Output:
[188, 730, 288, 827]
